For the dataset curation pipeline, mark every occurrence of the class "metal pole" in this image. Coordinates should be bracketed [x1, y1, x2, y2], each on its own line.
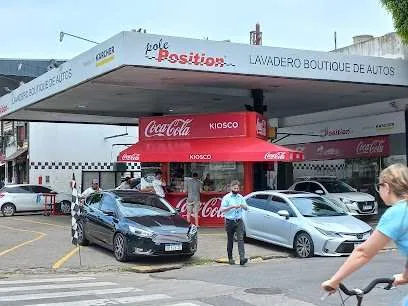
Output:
[60, 32, 99, 44]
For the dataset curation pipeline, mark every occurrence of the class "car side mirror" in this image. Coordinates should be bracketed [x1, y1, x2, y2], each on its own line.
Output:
[278, 210, 290, 220]
[315, 190, 324, 195]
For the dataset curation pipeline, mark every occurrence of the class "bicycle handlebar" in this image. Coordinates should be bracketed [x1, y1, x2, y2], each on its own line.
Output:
[338, 278, 395, 296]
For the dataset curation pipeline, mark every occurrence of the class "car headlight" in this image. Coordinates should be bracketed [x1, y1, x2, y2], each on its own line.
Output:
[315, 227, 342, 237]
[339, 198, 353, 205]
[129, 225, 154, 238]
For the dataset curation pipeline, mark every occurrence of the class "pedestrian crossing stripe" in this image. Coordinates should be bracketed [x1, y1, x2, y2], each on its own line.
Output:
[0, 276, 211, 306]
[25, 294, 171, 306]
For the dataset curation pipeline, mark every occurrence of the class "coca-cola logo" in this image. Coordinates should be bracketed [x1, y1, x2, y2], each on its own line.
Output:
[256, 117, 267, 137]
[144, 119, 192, 138]
[176, 197, 223, 218]
[190, 154, 212, 160]
[356, 140, 385, 155]
[121, 153, 140, 161]
[264, 152, 286, 160]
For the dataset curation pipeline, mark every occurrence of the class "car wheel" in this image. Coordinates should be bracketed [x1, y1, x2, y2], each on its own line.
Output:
[59, 200, 71, 215]
[294, 232, 314, 258]
[1, 203, 16, 217]
[77, 220, 89, 246]
[113, 233, 128, 262]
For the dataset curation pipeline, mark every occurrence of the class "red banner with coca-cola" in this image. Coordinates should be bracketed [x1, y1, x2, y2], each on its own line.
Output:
[291, 136, 389, 160]
[140, 111, 269, 140]
[166, 192, 224, 227]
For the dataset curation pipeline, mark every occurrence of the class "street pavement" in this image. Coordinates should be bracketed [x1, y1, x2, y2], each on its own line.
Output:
[0, 214, 291, 273]
[0, 252, 406, 306]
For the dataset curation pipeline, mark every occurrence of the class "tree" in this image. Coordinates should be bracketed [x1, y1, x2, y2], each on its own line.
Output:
[381, 0, 408, 43]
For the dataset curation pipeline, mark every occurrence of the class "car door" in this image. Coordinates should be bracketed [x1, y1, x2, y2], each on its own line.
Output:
[82, 193, 103, 243]
[97, 194, 118, 247]
[10, 186, 38, 211]
[262, 195, 296, 247]
[244, 193, 270, 239]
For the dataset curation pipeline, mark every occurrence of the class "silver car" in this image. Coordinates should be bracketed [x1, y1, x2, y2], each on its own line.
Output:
[242, 191, 372, 258]
[289, 178, 378, 216]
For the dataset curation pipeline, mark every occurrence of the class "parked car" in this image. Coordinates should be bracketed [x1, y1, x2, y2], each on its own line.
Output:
[289, 177, 378, 216]
[242, 190, 372, 258]
[0, 184, 72, 217]
[77, 190, 197, 262]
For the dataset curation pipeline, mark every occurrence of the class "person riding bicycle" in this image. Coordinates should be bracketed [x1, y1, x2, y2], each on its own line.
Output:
[322, 163, 408, 293]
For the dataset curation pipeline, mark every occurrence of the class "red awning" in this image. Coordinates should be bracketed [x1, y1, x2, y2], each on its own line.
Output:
[118, 137, 304, 162]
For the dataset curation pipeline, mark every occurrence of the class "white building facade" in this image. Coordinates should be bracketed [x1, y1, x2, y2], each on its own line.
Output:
[26, 122, 138, 194]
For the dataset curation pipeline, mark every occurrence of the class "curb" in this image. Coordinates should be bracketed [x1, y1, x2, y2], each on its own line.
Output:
[122, 264, 184, 273]
[215, 253, 290, 264]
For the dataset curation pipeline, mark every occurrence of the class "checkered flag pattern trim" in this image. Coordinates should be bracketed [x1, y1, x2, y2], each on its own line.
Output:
[71, 185, 81, 246]
[29, 161, 141, 171]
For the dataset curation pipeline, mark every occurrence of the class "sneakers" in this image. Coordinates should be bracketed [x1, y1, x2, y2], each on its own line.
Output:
[240, 258, 248, 266]
[228, 258, 235, 265]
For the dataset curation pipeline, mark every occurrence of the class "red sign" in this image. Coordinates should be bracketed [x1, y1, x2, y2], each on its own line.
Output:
[292, 136, 389, 160]
[140, 112, 248, 140]
[255, 113, 268, 139]
[166, 193, 224, 227]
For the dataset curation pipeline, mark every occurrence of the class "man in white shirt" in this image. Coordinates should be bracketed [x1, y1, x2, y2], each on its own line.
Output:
[152, 170, 166, 197]
[81, 179, 101, 199]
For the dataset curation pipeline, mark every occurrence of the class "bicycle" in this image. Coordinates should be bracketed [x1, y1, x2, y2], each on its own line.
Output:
[322, 277, 395, 306]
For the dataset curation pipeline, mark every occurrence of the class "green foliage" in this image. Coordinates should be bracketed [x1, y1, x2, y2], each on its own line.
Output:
[381, 0, 408, 43]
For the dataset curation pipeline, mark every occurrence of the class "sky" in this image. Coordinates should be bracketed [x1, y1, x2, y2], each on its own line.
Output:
[0, 0, 396, 60]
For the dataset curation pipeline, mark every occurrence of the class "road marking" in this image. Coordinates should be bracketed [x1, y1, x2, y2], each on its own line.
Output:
[0, 225, 46, 257]
[0, 276, 95, 285]
[0, 287, 139, 302]
[12, 217, 69, 229]
[52, 247, 79, 269]
[27, 294, 171, 306]
[165, 304, 204, 306]
[0, 281, 116, 293]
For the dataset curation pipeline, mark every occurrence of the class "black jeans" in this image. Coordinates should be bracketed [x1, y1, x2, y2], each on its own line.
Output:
[225, 218, 245, 260]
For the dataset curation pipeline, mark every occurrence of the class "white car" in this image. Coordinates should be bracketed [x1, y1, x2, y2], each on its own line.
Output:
[289, 178, 377, 216]
[243, 190, 372, 258]
[0, 184, 72, 217]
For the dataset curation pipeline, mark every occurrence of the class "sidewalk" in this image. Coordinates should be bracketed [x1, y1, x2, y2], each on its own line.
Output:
[196, 227, 290, 263]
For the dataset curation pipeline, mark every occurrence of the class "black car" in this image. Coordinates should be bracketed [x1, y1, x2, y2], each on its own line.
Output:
[77, 190, 197, 262]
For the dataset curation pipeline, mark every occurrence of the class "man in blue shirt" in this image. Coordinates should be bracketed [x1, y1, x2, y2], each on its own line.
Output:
[220, 180, 248, 266]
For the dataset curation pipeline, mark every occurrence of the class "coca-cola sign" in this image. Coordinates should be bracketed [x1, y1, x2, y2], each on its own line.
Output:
[144, 119, 192, 138]
[121, 153, 140, 161]
[256, 114, 267, 139]
[264, 152, 286, 160]
[288, 136, 389, 160]
[140, 112, 247, 140]
[356, 140, 385, 155]
[175, 197, 223, 219]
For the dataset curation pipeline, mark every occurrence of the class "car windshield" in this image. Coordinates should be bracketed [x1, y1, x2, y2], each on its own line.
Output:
[319, 181, 355, 193]
[290, 196, 347, 217]
[116, 194, 176, 217]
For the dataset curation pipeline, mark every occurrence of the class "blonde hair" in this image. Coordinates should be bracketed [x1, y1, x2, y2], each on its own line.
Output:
[380, 163, 408, 198]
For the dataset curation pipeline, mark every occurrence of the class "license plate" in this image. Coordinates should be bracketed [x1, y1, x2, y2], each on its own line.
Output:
[165, 244, 182, 251]
[363, 205, 372, 210]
